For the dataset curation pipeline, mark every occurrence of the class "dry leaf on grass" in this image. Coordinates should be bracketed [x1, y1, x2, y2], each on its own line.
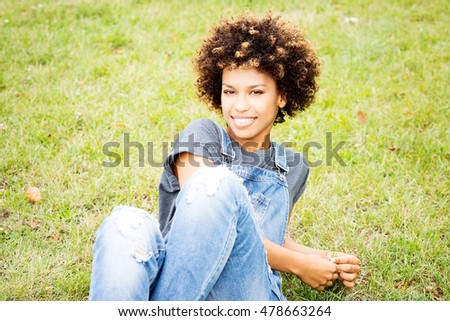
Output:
[425, 286, 443, 300]
[357, 111, 368, 124]
[24, 219, 40, 230]
[111, 47, 125, 54]
[114, 123, 127, 129]
[388, 146, 400, 152]
[50, 233, 61, 242]
[26, 186, 42, 203]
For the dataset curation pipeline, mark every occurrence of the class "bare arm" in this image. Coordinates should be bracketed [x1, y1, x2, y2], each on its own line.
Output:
[283, 238, 361, 288]
[173, 152, 351, 290]
[283, 238, 329, 258]
[174, 152, 213, 188]
[263, 238, 338, 291]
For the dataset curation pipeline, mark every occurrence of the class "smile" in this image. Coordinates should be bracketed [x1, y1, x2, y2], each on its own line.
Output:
[231, 117, 256, 127]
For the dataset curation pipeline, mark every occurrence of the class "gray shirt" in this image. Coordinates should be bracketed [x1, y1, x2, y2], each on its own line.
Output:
[158, 118, 309, 237]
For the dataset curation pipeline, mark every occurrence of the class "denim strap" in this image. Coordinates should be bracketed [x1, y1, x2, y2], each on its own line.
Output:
[219, 127, 235, 162]
[273, 142, 289, 174]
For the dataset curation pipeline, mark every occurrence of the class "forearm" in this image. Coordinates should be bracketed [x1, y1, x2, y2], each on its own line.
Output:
[263, 238, 304, 274]
[283, 238, 329, 258]
[263, 237, 340, 290]
[281, 239, 362, 288]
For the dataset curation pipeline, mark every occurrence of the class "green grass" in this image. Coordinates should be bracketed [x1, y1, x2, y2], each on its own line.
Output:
[1, 0, 448, 300]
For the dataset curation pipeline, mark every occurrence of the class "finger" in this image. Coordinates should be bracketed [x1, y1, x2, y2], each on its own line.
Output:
[334, 255, 360, 265]
[316, 286, 325, 291]
[326, 280, 333, 287]
[342, 280, 355, 288]
[332, 262, 339, 272]
[326, 260, 339, 271]
[332, 272, 339, 280]
[338, 271, 358, 282]
[337, 263, 361, 273]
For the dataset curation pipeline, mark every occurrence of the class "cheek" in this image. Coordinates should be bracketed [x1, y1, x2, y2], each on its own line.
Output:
[220, 97, 232, 111]
[258, 99, 278, 114]
[220, 103, 229, 115]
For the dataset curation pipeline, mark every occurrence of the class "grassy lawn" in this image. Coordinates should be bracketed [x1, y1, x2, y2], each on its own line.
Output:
[0, 0, 448, 300]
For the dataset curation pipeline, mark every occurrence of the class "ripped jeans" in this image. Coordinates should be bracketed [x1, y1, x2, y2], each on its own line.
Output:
[89, 167, 284, 300]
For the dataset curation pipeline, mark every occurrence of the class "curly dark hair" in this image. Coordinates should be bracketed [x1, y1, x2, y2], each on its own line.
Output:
[193, 13, 321, 124]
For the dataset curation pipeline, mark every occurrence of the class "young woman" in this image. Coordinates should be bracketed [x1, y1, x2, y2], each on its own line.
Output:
[89, 13, 360, 301]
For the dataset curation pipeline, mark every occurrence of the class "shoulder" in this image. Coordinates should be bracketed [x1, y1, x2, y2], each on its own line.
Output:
[181, 118, 222, 135]
[168, 118, 224, 168]
[283, 146, 310, 204]
[177, 118, 223, 144]
[161, 118, 224, 190]
[284, 146, 309, 174]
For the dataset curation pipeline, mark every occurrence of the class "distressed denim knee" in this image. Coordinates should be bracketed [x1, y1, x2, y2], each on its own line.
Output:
[176, 166, 250, 222]
[151, 166, 272, 300]
[89, 206, 165, 300]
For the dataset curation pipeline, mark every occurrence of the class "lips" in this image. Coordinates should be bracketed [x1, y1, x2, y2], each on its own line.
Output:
[231, 116, 256, 128]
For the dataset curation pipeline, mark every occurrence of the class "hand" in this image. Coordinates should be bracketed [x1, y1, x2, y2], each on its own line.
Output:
[327, 252, 361, 288]
[294, 254, 339, 291]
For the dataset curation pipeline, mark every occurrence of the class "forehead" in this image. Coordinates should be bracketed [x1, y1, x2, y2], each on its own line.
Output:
[222, 68, 276, 86]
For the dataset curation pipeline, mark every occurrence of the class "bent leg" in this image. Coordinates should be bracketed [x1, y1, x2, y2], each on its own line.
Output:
[89, 206, 165, 300]
[150, 166, 277, 301]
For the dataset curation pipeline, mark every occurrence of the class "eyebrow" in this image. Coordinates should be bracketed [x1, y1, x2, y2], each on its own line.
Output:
[222, 83, 267, 88]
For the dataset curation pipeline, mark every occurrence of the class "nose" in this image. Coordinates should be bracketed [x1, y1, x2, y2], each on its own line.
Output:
[234, 94, 250, 112]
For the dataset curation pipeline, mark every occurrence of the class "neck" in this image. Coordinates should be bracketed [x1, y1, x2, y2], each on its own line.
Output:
[227, 129, 271, 152]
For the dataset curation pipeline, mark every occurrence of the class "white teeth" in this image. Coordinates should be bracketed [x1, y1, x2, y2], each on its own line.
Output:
[234, 118, 255, 125]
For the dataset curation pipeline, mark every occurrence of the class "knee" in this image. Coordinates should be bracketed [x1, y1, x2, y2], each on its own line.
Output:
[175, 167, 251, 227]
[98, 205, 160, 238]
[94, 206, 163, 261]
[181, 166, 247, 205]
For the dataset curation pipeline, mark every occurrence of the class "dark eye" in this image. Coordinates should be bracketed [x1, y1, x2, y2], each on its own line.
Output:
[223, 89, 235, 95]
[251, 90, 263, 95]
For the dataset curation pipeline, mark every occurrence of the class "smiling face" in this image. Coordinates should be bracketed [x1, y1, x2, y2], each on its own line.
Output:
[221, 68, 286, 151]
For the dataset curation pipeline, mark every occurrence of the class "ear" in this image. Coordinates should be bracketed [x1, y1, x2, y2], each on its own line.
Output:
[278, 94, 287, 109]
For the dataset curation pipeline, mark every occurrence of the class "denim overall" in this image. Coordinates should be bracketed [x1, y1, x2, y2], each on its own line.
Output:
[89, 128, 291, 301]
[219, 127, 290, 299]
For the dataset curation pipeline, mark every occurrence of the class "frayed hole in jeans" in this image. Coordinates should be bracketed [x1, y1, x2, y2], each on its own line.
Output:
[131, 241, 152, 263]
[185, 166, 233, 204]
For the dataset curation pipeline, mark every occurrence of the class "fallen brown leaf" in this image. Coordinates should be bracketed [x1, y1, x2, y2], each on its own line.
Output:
[111, 47, 125, 54]
[24, 219, 40, 230]
[425, 286, 443, 300]
[114, 123, 127, 129]
[388, 146, 400, 152]
[432, 289, 442, 300]
[357, 111, 367, 124]
[26, 186, 42, 203]
[50, 233, 61, 242]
